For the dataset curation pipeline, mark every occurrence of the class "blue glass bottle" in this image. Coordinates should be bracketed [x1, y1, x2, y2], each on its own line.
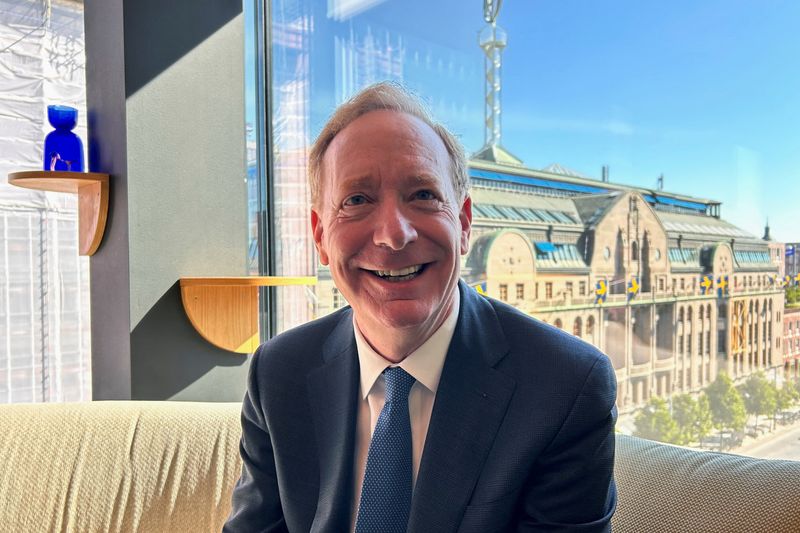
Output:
[43, 105, 84, 172]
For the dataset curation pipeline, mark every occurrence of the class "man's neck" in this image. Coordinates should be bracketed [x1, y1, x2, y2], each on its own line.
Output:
[354, 290, 459, 364]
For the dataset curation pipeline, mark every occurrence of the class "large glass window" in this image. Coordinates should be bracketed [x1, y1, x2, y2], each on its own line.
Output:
[250, 0, 800, 460]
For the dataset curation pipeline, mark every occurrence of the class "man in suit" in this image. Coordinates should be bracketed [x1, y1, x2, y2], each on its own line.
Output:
[224, 82, 617, 533]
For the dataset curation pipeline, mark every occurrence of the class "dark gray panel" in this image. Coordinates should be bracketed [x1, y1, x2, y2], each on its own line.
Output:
[83, 0, 249, 401]
[85, 0, 132, 400]
[123, 0, 242, 97]
[131, 283, 249, 401]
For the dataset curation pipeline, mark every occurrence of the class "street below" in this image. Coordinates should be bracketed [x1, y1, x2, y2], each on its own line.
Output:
[735, 420, 800, 461]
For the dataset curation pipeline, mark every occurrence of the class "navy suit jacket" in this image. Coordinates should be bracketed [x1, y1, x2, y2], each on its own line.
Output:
[224, 281, 617, 532]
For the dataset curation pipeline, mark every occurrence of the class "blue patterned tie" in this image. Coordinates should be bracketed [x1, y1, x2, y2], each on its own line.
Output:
[355, 367, 416, 533]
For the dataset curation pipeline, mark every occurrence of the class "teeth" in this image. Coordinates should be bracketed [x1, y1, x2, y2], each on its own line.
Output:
[372, 264, 423, 279]
[375, 265, 422, 277]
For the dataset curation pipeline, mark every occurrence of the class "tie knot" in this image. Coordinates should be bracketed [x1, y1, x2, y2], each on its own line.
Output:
[383, 367, 415, 402]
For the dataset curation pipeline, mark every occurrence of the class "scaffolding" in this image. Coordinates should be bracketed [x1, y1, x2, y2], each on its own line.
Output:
[0, 0, 90, 402]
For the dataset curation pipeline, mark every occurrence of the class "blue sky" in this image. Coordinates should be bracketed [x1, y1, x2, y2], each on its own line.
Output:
[495, 0, 800, 243]
[252, 0, 800, 242]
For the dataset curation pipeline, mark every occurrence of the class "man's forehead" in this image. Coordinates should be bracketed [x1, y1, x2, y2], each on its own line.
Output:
[329, 109, 443, 151]
[322, 110, 450, 182]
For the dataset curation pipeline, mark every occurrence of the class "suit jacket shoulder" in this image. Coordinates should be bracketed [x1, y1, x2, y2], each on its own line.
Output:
[486, 295, 615, 404]
[434, 284, 617, 532]
[253, 305, 354, 377]
[226, 306, 359, 533]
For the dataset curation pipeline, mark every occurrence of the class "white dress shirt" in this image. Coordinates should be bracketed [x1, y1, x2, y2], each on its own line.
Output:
[350, 293, 460, 531]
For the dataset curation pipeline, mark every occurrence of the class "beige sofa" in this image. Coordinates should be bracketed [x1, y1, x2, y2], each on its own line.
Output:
[2, 401, 800, 532]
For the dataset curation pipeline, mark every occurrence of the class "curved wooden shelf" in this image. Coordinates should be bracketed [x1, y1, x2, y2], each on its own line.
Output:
[8, 171, 110, 256]
[179, 276, 317, 354]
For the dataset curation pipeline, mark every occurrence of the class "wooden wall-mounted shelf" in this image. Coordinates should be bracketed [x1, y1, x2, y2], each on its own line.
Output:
[8, 171, 110, 256]
[179, 276, 317, 354]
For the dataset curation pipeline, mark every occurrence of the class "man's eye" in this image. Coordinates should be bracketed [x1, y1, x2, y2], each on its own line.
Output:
[343, 194, 367, 206]
[414, 190, 437, 201]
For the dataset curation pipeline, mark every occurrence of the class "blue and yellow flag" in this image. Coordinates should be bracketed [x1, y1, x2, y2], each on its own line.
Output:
[700, 275, 714, 295]
[472, 281, 487, 296]
[717, 275, 729, 298]
[627, 276, 640, 301]
[595, 279, 608, 304]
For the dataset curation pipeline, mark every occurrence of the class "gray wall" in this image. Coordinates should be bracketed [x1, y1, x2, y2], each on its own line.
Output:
[85, 0, 250, 401]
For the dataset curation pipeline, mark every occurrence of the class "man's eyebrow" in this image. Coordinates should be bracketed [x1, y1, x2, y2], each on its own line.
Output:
[338, 174, 442, 190]
[407, 174, 442, 187]
[338, 176, 375, 191]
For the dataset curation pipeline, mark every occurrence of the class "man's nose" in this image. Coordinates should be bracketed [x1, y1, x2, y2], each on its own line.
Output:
[372, 201, 418, 250]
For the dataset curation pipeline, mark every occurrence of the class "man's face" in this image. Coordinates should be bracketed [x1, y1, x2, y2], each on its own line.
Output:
[311, 110, 471, 340]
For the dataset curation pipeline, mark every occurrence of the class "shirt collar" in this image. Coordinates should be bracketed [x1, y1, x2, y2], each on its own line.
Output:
[354, 291, 460, 400]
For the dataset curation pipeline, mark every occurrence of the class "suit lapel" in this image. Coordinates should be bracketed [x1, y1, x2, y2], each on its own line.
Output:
[307, 310, 359, 533]
[408, 282, 516, 533]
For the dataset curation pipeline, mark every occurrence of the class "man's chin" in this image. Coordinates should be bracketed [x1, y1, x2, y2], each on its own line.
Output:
[369, 300, 450, 332]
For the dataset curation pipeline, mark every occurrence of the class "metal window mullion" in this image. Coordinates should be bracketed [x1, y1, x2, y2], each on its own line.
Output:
[3, 212, 11, 403]
[40, 208, 50, 402]
[28, 213, 37, 401]
[51, 212, 62, 402]
[78, 217, 90, 401]
[256, 0, 277, 340]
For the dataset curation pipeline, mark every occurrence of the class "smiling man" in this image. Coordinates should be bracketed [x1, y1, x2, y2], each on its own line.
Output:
[224, 83, 617, 533]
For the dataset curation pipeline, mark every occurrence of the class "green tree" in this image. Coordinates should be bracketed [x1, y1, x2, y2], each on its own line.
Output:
[671, 394, 697, 445]
[695, 394, 714, 446]
[776, 385, 795, 422]
[672, 393, 714, 446]
[706, 371, 747, 433]
[634, 397, 679, 444]
[782, 380, 800, 405]
[787, 285, 800, 306]
[739, 372, 777, 428]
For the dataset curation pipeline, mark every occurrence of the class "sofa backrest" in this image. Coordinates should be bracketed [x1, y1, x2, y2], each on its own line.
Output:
[613, 433, 800, 532]
[0, 401, 243, 533]
[3, 401, 800, 532]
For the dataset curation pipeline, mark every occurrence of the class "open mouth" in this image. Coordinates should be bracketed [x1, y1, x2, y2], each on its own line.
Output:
[368, 264, 426, 282]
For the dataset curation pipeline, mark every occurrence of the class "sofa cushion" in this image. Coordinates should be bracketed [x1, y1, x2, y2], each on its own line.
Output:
[613, 434, 800, 533]
[0, 401, 242, 533]
[4, 402, 800, 532]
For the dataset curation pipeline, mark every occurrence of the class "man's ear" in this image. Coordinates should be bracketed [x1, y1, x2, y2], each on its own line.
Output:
[310, 208, 329, 265]
[459, 195, 472, 255]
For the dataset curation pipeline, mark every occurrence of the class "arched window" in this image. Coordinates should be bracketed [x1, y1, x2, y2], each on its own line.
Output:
[631, 240, 639, 261]
[687, 308, 693, 354]
[698, 306, 705, 355]
[586, 316, 596, 344]
[573, 317, 582, 338]
[554, 318, 563, 329]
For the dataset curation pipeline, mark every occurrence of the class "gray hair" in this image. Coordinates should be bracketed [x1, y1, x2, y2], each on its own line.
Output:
[308, 82, 469, 207]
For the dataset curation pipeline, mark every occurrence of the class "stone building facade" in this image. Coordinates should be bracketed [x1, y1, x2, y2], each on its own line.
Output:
[461, 160, 783, 413]
[785, 307, 800, 378]
[786, 244, 799, 280]
[311, 158, 784, 414]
